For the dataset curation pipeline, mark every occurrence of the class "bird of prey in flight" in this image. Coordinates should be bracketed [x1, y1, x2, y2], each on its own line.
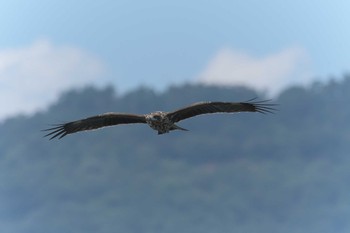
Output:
[44, 99, 276, 139]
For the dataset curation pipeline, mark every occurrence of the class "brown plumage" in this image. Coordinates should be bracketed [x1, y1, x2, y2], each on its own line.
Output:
[43, 99, 276, 139]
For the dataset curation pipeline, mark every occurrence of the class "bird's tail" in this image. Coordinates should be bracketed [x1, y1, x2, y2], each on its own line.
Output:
[172, 124, 189, 131]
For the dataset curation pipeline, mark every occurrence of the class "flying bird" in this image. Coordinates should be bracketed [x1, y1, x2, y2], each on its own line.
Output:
[44, 99, 276, 139]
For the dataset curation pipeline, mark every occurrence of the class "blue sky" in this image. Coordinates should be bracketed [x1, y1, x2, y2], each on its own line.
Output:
[0, 0, 349, 119]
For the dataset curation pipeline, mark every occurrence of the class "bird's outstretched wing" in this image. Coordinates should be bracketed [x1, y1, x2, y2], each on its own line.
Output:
[43, 113, 146, 139]
[167, 99, 276, 123]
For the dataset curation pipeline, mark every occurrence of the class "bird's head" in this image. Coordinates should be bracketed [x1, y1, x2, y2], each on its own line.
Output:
[147, 112, 164, 122]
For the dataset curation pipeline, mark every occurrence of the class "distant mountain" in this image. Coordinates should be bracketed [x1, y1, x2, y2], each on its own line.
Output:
[1, 77, 350, 233]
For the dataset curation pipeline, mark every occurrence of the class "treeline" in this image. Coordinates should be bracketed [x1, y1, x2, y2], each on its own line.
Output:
[0, 76, 350, 233]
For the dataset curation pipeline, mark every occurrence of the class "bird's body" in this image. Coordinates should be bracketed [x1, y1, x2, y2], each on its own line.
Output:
[44, 99, 276, 139]
[145, 111, 188, 134]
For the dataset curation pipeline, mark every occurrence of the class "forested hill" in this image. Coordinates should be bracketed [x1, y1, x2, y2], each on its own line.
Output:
[1, 76, 350, 233]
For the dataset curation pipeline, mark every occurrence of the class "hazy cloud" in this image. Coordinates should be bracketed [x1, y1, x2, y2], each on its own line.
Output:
[0, 39, 106, 120]
[197, 47, 312, 96]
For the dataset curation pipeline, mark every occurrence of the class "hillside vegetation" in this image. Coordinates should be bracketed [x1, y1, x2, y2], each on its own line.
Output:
[1, 77, 350, 233]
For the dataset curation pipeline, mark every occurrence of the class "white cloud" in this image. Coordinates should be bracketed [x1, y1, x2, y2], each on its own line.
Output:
[0, 39, 106, 120]
[197, 47, 313, 96]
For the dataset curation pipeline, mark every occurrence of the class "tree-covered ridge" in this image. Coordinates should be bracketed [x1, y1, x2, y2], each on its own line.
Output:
[1, 76, 350, 233]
